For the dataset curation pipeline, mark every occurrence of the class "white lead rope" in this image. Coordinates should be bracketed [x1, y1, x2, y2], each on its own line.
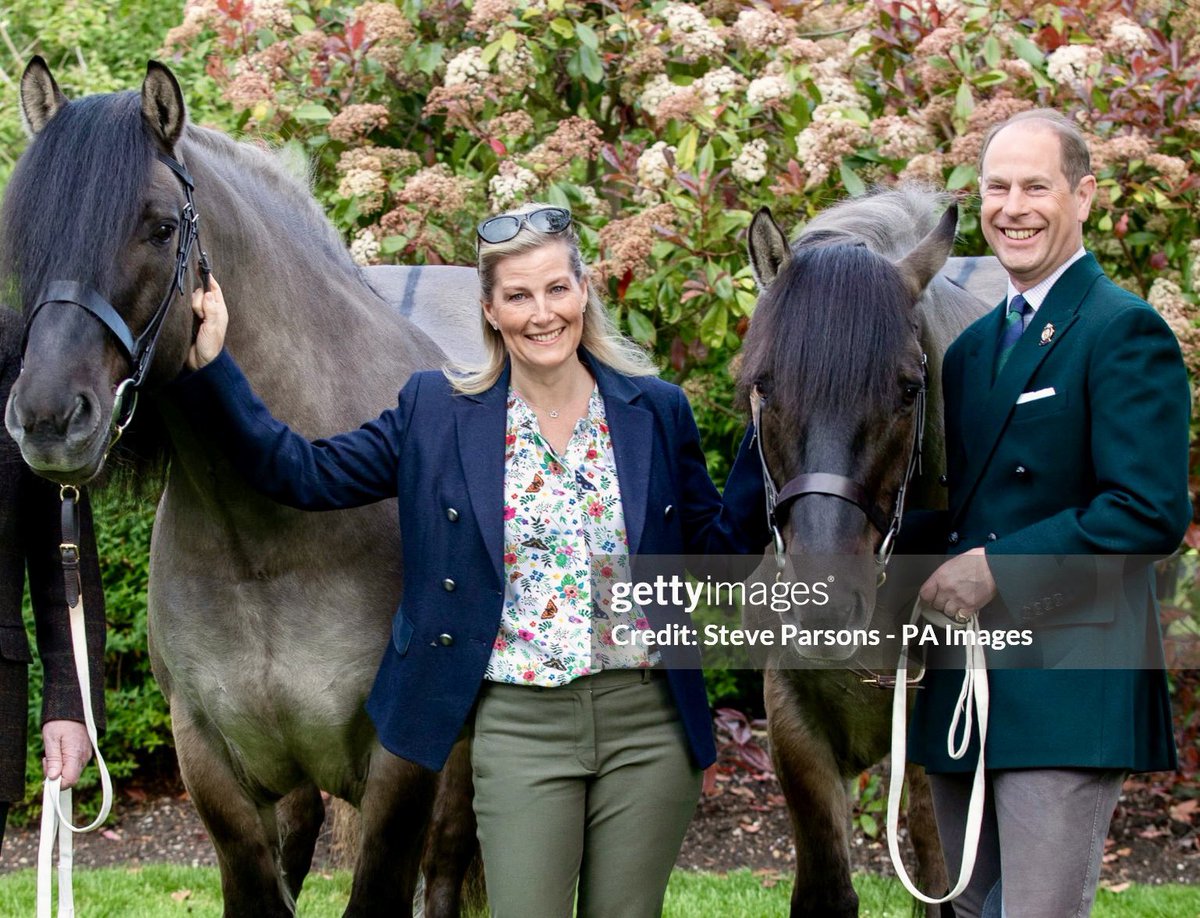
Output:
[37, 593, 113, 918]
[886, 601, 989, 906]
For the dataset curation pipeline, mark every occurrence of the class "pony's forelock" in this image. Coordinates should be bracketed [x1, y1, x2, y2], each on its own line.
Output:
[0, 91, 154, 310]
[739, 243, 916, 427]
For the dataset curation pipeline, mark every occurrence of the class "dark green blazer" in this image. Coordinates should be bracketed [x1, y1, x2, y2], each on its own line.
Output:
[911, 253, 1191, 773]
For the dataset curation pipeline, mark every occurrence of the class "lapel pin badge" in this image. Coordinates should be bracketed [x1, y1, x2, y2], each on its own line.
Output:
[1039, 322, 1055, 346]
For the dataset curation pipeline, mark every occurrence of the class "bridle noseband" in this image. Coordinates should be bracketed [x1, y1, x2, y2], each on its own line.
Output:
[20, 151, 210, 452]
[750, 352, 927, 586]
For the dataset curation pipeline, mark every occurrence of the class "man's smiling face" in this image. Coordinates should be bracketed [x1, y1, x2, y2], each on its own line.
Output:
[979, 121, 1096, 292]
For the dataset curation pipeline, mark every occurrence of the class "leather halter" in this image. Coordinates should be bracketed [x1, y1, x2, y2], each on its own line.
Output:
[20, 151, 211, 449]
[749, 353, 927, 584]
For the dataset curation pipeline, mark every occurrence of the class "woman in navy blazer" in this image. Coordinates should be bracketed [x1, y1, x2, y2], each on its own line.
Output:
[173, 205, 767, 917]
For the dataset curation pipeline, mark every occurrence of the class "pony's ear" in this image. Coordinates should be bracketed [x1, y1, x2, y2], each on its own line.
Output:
[748, 207, 792, 290]
[894, 203, 958, 300]
[20, 56, 67, 137]
[141, 61, 186, 149]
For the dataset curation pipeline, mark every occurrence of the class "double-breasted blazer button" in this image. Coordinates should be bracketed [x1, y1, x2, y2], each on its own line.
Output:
[948, 531, 960, 545]
[938, 474, 948, 486]
[1014, 465, 1027, 477]
[987, 533, 997, 542]
[438, 633, 454, 647]
[443, 578, 456, 592]
[446, 507, 459, 522]
[664, 504, 674, 519]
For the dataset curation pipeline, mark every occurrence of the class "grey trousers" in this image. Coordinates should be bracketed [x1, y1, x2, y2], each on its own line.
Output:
[470, 669, 702, 918]
[929, 768, 1126, 918]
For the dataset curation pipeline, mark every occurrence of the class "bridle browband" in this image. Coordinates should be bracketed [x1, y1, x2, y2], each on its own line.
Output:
[20, 151, 210, 452]
[749, 352, 928, 586]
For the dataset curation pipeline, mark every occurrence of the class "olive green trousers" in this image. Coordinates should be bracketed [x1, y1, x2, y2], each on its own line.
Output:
[470, 668, 702, 918]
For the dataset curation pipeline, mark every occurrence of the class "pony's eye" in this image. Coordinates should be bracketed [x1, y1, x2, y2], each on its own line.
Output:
[150, 223, 175, 246]
[901, 382, 922, 404]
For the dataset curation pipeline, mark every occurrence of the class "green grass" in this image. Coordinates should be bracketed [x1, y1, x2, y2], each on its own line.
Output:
[0, 866, 1196, 916]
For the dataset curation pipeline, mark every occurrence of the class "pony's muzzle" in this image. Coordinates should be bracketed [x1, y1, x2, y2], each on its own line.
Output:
[5, 381, 105, 478]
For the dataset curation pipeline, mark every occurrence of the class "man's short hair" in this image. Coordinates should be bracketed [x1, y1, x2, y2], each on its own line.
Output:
[977, 108, 1093, 189]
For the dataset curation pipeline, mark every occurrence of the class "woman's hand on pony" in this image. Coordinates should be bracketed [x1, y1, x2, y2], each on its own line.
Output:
[187, 276, 228, 371]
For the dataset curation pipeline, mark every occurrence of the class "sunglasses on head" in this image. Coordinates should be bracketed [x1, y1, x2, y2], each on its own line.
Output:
[477, 206, 572, 245]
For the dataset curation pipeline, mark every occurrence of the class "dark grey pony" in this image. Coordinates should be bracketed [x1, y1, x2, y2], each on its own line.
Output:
[740, 187, 997, 917]
[3, 59, 479, 917]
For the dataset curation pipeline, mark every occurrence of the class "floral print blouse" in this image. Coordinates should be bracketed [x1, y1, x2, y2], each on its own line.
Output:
[484, 385, 656, 686]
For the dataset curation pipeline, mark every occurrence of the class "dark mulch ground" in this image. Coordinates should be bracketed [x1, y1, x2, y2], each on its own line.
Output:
[1, 768, 1196, 892]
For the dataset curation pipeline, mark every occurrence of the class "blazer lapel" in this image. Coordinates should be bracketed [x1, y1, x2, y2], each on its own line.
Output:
[951, 254, 1103, 525]
[584, 353, 653, 556]
[456, 365, 510, 586]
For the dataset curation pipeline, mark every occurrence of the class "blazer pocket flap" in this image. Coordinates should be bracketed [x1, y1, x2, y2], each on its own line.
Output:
[0, 625, 33, 663]
[391, 611, 414, 656]
[1013, 387, 1069, 420]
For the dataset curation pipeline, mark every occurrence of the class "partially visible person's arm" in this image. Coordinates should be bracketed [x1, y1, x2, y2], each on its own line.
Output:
[24, 477, 105, 790]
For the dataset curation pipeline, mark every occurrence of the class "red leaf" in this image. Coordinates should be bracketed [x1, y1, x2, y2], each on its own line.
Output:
[670, 337, 687, 373]
[616, 268, 633, 302]
[1150, 252, 1168, 270]
[1184, 523, 1200, 550]
[486, 137, 507, 156]
[1114, 212, 1129, 240]
[346, 20, 366, 51]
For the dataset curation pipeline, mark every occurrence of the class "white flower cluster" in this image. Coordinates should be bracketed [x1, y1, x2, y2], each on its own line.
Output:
[350, 229, 381, 266]
[793, 127, 830, 186]
[811, 102, 850, 124]
[732, 9, 791, 47]
[639, 74, 678, 113]
[488, 161, 539, 209]
[731, 139, 768, 183]
[1148, 277, 1188, 322]
[445, 47, 487, 87]
[637, 141, 675, 189]
[813, 72, 867, 111]
[576, 185, 603, 211]
[871, 115, 935, 160]
[698, 66, 747, 106]
[847, 29, 873, 57]
[497, 43, 535, 92]
[249, 0, 292, 31]
[1045, 44, 1101, 88]
[660, 3, 725, 63]
[337, 168, 387, 214]
[1107, 16, 1151, 54]
[746, 74, 791, 106]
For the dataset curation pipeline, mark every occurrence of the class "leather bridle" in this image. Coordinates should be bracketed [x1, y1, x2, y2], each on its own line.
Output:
[749, 353, 927, 586]
[20, 151, 210, 452]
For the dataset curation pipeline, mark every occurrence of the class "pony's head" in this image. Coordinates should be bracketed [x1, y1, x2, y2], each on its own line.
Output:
[3, 58, 197, 484]
[740, 197, 957, 661]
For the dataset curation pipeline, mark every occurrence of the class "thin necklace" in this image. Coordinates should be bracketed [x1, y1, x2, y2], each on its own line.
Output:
[515, 376, 591, 419]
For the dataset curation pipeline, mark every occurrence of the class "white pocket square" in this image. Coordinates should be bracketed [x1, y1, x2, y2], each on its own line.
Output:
[1016, 387, 1056, 404]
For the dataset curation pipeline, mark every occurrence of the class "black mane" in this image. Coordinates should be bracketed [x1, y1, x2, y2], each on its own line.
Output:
[0, 91, 154, 310]
[740, 242, 914, 424]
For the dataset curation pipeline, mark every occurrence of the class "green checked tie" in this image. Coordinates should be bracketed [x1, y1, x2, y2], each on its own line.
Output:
[995, 293, 1031, 378]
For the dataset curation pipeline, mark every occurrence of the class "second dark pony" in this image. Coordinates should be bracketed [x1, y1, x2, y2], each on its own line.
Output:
[740, 186, 994, 916]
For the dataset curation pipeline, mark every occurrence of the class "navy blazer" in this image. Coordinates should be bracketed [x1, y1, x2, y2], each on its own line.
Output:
[172, 349, 768, 771]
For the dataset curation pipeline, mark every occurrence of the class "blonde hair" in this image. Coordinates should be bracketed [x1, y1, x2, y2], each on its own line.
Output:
[446, 202, 657, 394]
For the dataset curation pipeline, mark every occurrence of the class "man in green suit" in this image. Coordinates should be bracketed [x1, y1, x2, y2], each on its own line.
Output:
[913, 109, 1191, 917]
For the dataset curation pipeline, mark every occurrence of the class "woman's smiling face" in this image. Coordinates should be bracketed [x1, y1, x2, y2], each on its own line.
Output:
[483, 241, 587, 380]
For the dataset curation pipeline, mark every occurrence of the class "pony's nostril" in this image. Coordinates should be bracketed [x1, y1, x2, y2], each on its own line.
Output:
[65, 391, 97, 439]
